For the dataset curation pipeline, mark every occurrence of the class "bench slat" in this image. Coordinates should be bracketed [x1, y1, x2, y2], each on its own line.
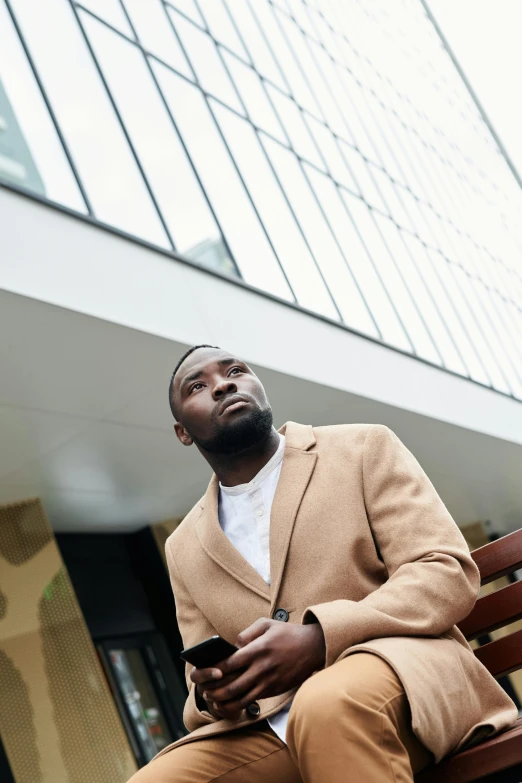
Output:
[458, 579, 522, 639]
[416, 718, 522, 782]
[471, 529, 522, 585]
[473, 628, 522, 678]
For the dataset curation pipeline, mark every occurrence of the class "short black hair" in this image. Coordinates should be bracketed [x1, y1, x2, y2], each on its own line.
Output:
[168, 344, 220, 418]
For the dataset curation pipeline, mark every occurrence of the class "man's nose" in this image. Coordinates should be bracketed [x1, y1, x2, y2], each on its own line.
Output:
[213, 379, 237, 398]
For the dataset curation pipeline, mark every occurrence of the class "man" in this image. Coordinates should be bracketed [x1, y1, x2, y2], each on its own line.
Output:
[130, 345, 516, 783]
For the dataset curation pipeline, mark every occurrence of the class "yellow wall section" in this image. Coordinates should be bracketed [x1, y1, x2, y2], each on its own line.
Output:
[0, 498, 137, 783]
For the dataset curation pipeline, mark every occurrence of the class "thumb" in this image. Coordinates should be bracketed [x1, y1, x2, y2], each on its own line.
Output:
[236, 617, 273, 648]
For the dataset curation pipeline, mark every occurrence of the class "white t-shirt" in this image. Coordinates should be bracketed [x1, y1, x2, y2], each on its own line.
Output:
[218, 433, 291, 742]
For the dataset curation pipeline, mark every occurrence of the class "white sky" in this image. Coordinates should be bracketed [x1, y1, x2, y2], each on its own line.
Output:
[428, 0, 522, 182]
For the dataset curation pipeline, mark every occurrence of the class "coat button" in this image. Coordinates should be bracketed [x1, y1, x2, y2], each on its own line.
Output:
[273, 608, 289, 622]
[247, 702, 260, 717]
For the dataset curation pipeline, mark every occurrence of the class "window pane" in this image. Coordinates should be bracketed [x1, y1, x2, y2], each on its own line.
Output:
[79, 0, 133, 35]
[348, 197, 441, 360]
[166, 0, 204, 26]
[0, 0, 86, 210]
[273, 7, 322, 117]
[168, 9, 243, 113]
[370, 166, 415, 232]
[299, 44, 345, 139]
[11, 0, 169, 245]
[197, 0, 249, 59]
[321, 185, 413, 349]
[335, 68, 380, 160]
[285, 0, 317, 38]
[471, 280, 522, 397]
[225, 0, 286, 90]
[213, 102, 339, 318]
[251, 0, 317, 114]
[265, 85, 323, 168]
[123, 0, 192, 78]
[423, 249, 490, 385]
[341, 145, 387, 212]
[373, 213, 442, 363]
[448, 265, 510, 393]
[263, 138, 379, 333]
[306, 117, 359, 194]
[83, 15, 234, 274]
[152, 61, 293, 298]
[221, 51, 285, 141]
[400, 232, 467, 375]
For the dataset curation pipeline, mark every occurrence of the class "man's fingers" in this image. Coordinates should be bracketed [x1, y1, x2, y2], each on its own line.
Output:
[211, 683, 266, 717]
[201, 671, 242, 693]
[190, 666, 223, 685]
[205, 665, 264, 703]
[236, 617, 273, 648]
[219, 634, 269, 675]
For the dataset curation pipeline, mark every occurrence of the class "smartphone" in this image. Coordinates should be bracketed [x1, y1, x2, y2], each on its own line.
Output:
[180, 635, 238, 669]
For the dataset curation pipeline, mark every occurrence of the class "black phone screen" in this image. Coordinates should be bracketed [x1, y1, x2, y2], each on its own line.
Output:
[180, 636, 238, 668]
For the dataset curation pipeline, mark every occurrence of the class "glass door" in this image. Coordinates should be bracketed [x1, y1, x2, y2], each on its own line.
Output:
[98, 633, 187, 767]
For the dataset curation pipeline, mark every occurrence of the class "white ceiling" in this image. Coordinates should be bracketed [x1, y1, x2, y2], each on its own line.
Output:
[1, 289, 522, 535]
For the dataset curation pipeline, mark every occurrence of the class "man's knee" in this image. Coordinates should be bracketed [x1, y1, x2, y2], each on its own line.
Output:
[289, 653, 404, 728]
[289, 665, 346, 727]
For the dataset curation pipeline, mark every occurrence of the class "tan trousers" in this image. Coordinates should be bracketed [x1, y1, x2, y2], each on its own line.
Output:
[129, 653, 432, 782]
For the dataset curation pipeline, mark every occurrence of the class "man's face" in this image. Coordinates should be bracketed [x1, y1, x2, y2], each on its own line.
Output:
[172, 348, 273, 455]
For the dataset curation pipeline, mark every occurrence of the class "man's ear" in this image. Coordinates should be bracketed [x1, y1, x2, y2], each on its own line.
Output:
[174, 422, 193, 447]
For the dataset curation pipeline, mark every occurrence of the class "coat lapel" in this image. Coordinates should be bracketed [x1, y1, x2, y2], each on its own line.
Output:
[195, 422, 317, 607]
[196, 474, 270, 600]
[269, 422, 317, 611]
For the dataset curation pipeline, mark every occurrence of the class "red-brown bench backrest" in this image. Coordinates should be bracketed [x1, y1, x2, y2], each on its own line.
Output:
[458, 528, 522, 679]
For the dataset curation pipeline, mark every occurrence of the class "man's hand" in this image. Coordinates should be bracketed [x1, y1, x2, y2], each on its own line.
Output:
[190, 666, 244, 720]
[192, 618, 326, 720]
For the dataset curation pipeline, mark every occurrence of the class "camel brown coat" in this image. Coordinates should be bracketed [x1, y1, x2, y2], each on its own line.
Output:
[157, 422, 517, 763]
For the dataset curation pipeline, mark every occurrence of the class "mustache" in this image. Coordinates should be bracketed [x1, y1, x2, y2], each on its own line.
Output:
[211, 392, 258, 423]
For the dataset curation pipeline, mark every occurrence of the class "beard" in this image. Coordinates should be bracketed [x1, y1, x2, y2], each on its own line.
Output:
[190, 404, 274, 455]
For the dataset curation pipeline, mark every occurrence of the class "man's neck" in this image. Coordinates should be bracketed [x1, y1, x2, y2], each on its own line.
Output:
[205, 428, 281, 488]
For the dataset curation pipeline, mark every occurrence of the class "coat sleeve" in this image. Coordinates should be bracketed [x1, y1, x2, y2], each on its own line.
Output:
[302, 425, 481, 667]
[166, 537, 218, 732]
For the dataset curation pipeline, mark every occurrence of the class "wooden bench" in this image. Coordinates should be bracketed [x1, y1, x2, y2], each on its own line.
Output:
[417, 528, 522, 782]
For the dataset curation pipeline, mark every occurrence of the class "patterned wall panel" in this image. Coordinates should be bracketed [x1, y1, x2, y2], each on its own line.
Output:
[0, 498, 137, 783]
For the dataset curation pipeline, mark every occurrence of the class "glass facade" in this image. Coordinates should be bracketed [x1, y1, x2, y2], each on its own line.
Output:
[1, 0, 522, 397]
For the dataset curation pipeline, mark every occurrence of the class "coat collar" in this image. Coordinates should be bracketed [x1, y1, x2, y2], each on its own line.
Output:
[195, 422, 317, 608]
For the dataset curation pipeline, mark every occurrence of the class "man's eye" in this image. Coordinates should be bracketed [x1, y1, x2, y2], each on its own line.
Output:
[230, 367, 242, 375]
[190, 383, 204, 393]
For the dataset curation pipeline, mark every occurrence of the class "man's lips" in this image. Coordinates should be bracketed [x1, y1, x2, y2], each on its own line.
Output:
[218, 395, 250, 416]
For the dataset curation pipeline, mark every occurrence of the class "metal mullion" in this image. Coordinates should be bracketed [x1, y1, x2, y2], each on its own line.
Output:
[164, 0, 206, 32]
[259, 7, 427, 351]
[265, 0, 324, 119]
[473, 279, 522, 389]
[114, 0, 241, 279]
[440, 253, 512, 391]
[315, 70, 444, 357]
[231, 1, 389, 335]
[216, 43, 348, 320]
[167, 6, 299, 305]
[4, 0, 94, 215]
[421, 0, 522, 193]
[219, 0, 255, 67]
[246, 0, 295, 97]
[214, 7, 351, 321]
[70, 1, 176, 250]
[390, 103, 495, 373]
[298, 20, 371, 161]
[230, 6, 399, 336]
[425, 247, 495, 387]
[401, 231, 471, 375]
[451, 263, 518, 395]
